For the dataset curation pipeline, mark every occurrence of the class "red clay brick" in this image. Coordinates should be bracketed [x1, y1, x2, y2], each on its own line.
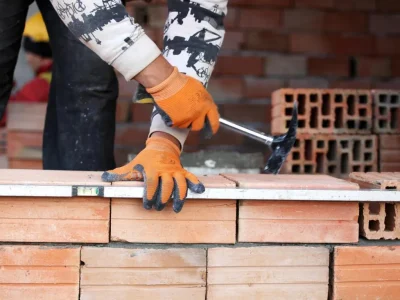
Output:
[118, 75, 138, 98]
[8, 159, 42, 170]
[295, 0, 334, 8]
[224, 7, 238, 29]
[379, 134, 400, 150]
[377, 37, 400, 56]
[370, 14, 400, 34]
[308, 57, 349, 77]
[116, 98, 131, 122]
[288, 78, 329, 88]
[330, 79, 373, 89]
[357, 57, 391, 77]
[266, 54, 307, 76]
[324, 12, 368, 33]
[374, 79, 400, 90]
[334, 0, 376, 11]
[81, 247, 206, 300]
[7, 131, 42, 159]
[131, 103, 153, 122]
[229, 0, 293, 7]
[381, 163, 400, 172]
[372, 90, 400, 133]
[392, 59, 400, 76]
[245, 32, 289, 52]
[208, 246, 329, 299]
[213, 56, 265, 76]
[333, 246, 400, 300]
[115, 123, 149, 147]
[220, 103, 270, 123]
[283, 9, 323, 31]
[208, 78, 244, 102]
[0, 246, 79, 300]
[221, 31, 244, 50]
[239, 9, 281, 29]
[245, 78, 285, 99]
[377, 0, 400, 12]
[111, 175, 236, 244]
[7, 103, 46, 131]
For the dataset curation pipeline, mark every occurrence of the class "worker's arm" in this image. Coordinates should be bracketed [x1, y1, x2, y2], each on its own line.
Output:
[48, 0, 220, 137]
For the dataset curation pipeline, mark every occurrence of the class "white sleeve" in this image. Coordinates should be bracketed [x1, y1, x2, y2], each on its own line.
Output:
[48, 0, 161, 80]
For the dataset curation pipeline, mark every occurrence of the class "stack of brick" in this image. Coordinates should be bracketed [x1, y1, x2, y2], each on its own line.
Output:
[6, 103, 46, 169]
[272, 88, 378, 177]
[0, 170, 398, 299]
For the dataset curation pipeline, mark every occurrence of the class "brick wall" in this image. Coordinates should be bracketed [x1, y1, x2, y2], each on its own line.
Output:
[111, 0, 400, 164]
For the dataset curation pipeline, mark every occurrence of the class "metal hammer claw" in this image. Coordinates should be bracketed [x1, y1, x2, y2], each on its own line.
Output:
[219, 102, 298, 174]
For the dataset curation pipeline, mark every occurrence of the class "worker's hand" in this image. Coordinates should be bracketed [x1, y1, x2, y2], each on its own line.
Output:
[101, 135, 205, 213]
[146, 67, 220, 138]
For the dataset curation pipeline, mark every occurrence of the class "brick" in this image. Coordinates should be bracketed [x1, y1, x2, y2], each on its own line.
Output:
[377, 0, 400, 12]
[372, 90, 400, 133]
[199, 127, 245, 146]
[324, 12, 368, 33]
[111, 175, 236, 244]
[377, 37, 400, 56]
[118, 75, 138, 98]
[214, 56, 265, 76]
[224, 7, 238, 29]
[349, 172, 400, 190]
[334, 0, 376, 11]
[131, 103, 153, 122]
[116, 98, 131, 122]
[8, 159, 42, 169]
[330, 79, 373, 89]
[284, 9, 324, 31]
[244, 78, 284, 99]
[333, 246, 400, 300]
[357, 57, 391, 77]
[0, 246, 79, 300]
[288, 78, 329, 88]
[221, 31, 244, 50]
[374, 79, 400, 90]
[290, 34, 375, 55]
[0, 197, 109, 243]
[115, 123, 149, 147]
[208, 246, 329, 299]
[208, 78, 244, 102]
[229, 0, 294, 7]
[81, 247, 206, 300]
[379, 134, 400, 150]
[381, 163, 400, 172]
[245, 32, 289, 52]
[308, 57, 349, 77]
[7, 131, 42, 159]
[220, 103, 270, 123]
[239, 9, 281, 29]
[272, 89, 373, 135]
[392, 59, 400, 76]
[280, 134, 378, 177]
[370, 14, 400, 34]
[7, 103, 46, 131]
[295, 0, 334, 8]
[265, 54, 307, 76]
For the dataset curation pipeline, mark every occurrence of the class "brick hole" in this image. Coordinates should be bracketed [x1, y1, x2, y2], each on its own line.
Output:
[365, 140, 373, 148]
[379, 119, 387, 129]
[340, 153, 349, 174]
[294, 139, 300, 148]
[347, 120, 356, 129]
[321, 94, 330, 116]
[369, 220, 380, 231]
[359, 95, 368, 104]
[293, 151, 300, 160]
[328, 165, 336, 173]
[335, 94, 343, 103]
[304, 165, 313, 173]
[298, 120, 306, 127]
[335, 107, 343, 128]
[310, 94, 318, 103]
[285, 107, 293, 117]
[327, 141, 336, 160]
[390, 95, 399, 104]
[322, 120, 330, 128]
[384, 203, 396, 232]
[353, 165, 361, 171]
[379, 106, 387, 115]
[359, 120, 368, 130]
[347, 95, 355, 116]
[364, 165, 373, 172]
[316, 153, 324, 173]
[317, 141, 324, 148]
[390, 108, 398, 129]
[310, 107, 318, 128]
[364, 153, 372, 161]
[292, 165, 300, 173]
[385, 186, 397, 190]
[305, 140, 312, 161]
[369, 203, 381, 215]
[340, 140, 349, 149]
[359, 108, 367, 116]
[285, 94, 294, 103]
[379, 94, 387, 103]
[353, 141, 361, 161]
[297, 94, 306, 115]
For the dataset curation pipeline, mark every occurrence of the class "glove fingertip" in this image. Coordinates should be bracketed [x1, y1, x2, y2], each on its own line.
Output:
[187, 180, 205, 194]
[173, 199, 185, 213]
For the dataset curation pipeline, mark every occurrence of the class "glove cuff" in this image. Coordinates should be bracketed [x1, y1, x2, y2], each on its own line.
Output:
[146, 67, 188, 101]
[146, 135, 181, 157]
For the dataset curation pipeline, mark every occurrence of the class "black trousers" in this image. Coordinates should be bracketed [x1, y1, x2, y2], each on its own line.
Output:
[0, 0, 118, 171]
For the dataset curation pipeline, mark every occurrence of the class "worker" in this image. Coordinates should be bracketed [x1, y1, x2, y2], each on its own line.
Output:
[0, 12, 52, 127]
[0, 0, 227, 213]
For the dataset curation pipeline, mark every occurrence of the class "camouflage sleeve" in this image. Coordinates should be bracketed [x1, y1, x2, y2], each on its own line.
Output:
[48, 0, 161, 80]
[149, 0, 228, 148]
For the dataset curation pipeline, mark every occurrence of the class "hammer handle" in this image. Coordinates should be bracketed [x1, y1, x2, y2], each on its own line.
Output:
[219, 118, 273, 145]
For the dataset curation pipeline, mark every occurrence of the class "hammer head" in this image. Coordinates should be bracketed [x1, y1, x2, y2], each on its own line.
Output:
[263, 102, 298, 174]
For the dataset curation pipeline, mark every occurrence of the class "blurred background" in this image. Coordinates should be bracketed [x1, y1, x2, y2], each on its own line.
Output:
[3, 0, 400, 177]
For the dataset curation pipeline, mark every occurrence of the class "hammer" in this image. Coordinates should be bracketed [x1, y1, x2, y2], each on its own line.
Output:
[219, 102, 298, 174]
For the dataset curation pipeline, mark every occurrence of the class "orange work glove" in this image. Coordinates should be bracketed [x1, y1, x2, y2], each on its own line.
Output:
[101, 135, 205, 212]
[147, 67, 220, 138]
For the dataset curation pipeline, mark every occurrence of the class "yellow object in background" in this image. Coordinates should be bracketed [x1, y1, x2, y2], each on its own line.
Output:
[23, 12, 49, 43]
